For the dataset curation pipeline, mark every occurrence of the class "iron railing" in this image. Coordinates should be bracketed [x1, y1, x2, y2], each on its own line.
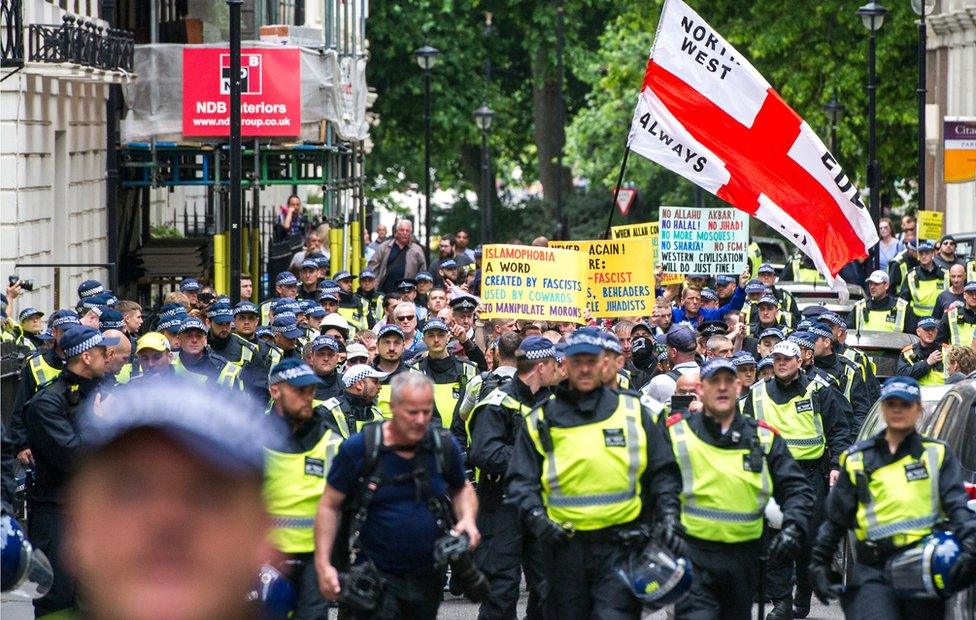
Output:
[0, 0, 23, 69]
[28, 15, 133, 72]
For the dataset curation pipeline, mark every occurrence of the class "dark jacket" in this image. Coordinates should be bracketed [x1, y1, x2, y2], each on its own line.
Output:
[366, 238, 427, 293]
[814, 352, 871, 435]
[10, 348, 66, 452]
[24, 369, 103, 506]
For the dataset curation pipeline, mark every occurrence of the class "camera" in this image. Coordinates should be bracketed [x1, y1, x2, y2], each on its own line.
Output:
[8, 275, 34, 292]
[338, 560, 384, 613]
[433, 533, 490, 602]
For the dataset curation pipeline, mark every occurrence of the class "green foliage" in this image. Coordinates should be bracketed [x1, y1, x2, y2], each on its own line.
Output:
[566, 0, 922, 215]
[365, 0, 922, 242]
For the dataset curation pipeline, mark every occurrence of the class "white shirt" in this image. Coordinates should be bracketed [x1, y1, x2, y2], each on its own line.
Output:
[641, 361, 700, 403]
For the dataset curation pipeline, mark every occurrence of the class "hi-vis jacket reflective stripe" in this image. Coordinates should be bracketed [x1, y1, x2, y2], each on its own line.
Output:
[263, 429, 342, 553]
[906, 271, 945, 316]
[409, 358, 477, 430]
[173, 355, 243, 389]
[524, 393, 647, 531]
[947, 307, 976, 347]
[668, 417, 774, 543]
[853, 298, 907, 333]
[29, 354, 61, 388]
[750, 381, 824, 461]
[789, 256, 826, 285]
[748, 242, 763, 279]
[842, 441, 945, 547]
[318, 397, 384, 439]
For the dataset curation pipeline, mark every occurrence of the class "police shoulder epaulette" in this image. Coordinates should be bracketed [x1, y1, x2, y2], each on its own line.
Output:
[920, 436, 948, 448]
[640, 394, 665, 412]
[900, 343, 914, 354]
[478, 388, 508, 408]
[321, 397, 341, 410]
[756, 420, 780, 435]
[844, 439, 874, 455]
[665, 413, 684, 427]
[838, 355, 859, 371]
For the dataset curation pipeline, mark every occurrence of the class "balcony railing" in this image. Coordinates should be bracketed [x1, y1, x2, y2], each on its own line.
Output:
[1, 0, 24, 69]
[28, 15, 133, 73]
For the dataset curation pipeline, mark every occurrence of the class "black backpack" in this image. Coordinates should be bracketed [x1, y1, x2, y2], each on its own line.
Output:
[331, 422, 456, 570]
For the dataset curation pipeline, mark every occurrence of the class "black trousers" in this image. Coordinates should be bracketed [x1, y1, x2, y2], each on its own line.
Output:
[840, 562, 946, 620]
[675, 538, 761, 620]
[286, 553, 332, 619]
[29, 506, 76, 618]
[541, 533, 641, 620]
[766, 463, 826, 601]
[474, 504, 546, 620]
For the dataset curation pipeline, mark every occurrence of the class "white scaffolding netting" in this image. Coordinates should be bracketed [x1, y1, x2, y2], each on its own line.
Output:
[121, 43, 369, 143]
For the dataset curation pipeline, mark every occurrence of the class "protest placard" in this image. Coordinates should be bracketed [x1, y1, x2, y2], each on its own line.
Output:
[610, 221, 685, 286]
[479, 245, 587, 324]
[550, 238, 656, 318]
[658, 206, 748, 274]
[918, 211, 944, 242]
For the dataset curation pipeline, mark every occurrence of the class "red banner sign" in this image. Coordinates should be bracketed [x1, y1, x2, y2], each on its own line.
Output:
[182, 47, 301, 137]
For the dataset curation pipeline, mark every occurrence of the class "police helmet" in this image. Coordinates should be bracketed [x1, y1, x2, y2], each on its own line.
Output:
[613, 540, 693, 610]
[1, 513, 53, 598]
[248, 564, 296, 619]
[886, 531, 962, 599]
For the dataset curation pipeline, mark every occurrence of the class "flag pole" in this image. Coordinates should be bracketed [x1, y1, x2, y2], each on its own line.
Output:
[604, 143, 632, 239]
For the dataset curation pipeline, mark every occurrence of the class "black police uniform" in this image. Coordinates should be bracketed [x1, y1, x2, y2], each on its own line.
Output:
[846, 294, 918, 335]
[667, 410, 815, 620]
[208, 331, 270, 399]
[9, 347, 65, 454]
[312, 370, 343, 404]
[814, 352, 871, 434]
[811, 430, 976, 619]
[506, 383, 682, 620]
[896, 342, 945, 385]
[468, 376, 550, 620]
[358, 288, 383, 328]
[408, 355, 478, 429]
[739, 373, 851, 616]
[297, 284, 321, 302]
[835, 341, 881, 403]
[887, 252, 918, 293]
[239, 332, 283, 368]
[24, 368, 104, 616]
[316, 390, 383, 439]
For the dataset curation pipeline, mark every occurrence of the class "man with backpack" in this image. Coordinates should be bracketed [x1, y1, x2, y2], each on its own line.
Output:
[452, 331, 522, 448]
[314, 372, 481, 619]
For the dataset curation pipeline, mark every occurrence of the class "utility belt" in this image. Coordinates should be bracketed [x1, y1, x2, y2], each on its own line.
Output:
[571, 521, 649, 547]
[854, 537, 915, 568]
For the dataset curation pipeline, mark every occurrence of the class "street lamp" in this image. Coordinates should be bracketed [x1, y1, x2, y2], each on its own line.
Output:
[912, 0, 935, 213]
[822, 93, 845, 154]
[413, 38, 440, 260]
[473, 102, 495, 244]
[857, 1, 888, 271]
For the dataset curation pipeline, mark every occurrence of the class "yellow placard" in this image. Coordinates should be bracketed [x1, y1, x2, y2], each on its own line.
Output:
[610, 222, 684, 286]
[479, 244, 588, 324]
[549, 238, 656, 318]
[611, 222, 659, 240]
[918, 211, 944, 242]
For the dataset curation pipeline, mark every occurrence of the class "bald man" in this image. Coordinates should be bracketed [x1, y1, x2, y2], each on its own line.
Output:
[674, 369, 703, 414]
[102, 329, 132, 380]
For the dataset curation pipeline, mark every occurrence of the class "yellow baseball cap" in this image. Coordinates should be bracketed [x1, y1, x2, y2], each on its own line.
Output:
[136, 332, 170, 353]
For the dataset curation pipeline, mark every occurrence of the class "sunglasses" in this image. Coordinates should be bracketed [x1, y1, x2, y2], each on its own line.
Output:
[396, 315, 416, 321]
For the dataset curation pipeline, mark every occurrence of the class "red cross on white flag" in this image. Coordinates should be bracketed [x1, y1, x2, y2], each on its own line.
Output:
[629, 0, 878, 286]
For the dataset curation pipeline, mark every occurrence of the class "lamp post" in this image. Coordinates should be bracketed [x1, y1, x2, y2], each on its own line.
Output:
[228, 0, 243, 304]
[473, 102, 495, 244]
[413, 38, 440, 261]
[857, 1, 888, 272]
[912, 0, 934, 212]
[823, 93, 845, 154]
